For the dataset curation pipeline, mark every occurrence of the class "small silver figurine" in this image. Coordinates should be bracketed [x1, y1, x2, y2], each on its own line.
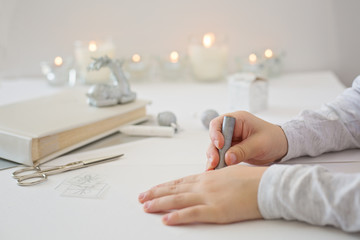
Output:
[86, 55, 136, 107]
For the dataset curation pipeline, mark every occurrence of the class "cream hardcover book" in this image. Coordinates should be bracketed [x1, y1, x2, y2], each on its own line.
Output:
[0, 89, 148, 166]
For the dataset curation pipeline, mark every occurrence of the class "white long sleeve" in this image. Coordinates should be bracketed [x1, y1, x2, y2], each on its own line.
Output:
[281, 76, 360, 160]
[258, 76, 360, 232]
[258, 164, 360, 232]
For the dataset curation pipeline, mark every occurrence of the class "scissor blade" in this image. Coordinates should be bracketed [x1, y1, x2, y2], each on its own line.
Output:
[82, 153, 124, 166]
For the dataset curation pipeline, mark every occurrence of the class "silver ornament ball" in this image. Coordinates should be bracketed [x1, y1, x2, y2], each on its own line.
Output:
[201, 109, 219, 129]
[157, 111, 177, 127]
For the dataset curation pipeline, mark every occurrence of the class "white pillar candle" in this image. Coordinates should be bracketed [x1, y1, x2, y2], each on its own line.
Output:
[188, 33, 228, 81]
[74, 39, 115, 84]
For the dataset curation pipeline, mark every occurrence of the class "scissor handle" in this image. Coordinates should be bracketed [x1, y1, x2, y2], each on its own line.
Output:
[16, 172, 47, 186]
[13, 166, 41, 180]
[12, 153, 124, 186]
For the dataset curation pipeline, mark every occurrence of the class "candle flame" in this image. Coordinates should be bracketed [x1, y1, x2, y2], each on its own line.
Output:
[264, 48, 273, 58]
[202, 33, 215, 48]
[169, 51, 179, 63]
[132, 54, 141, 63]
[88, 41, 97, 52]
[54, 56, 63, 66]
[249, 53, 257, 64]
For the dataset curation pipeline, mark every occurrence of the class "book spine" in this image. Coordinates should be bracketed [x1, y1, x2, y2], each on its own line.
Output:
[0, 130, 33, 165]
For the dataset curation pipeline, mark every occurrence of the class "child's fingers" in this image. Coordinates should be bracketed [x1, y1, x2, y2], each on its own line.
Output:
[143, 193, 202, 213]
[206, 144, 219, 170]
[139, 182, 193, 203]
[162, 205, 218, 225]
[139, 174, 200, 203]
[209, 117, 224, 149]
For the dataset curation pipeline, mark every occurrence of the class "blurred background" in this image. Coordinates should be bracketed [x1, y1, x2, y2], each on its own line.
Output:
[0, 0, 359, 86]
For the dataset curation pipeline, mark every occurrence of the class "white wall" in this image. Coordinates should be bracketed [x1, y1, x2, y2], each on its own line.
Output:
[0, 0, 358, 86]
[332, 0, 360, 86]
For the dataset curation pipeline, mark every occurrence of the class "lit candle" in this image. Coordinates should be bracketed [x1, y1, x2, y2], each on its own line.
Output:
[202, 33, 215, 48]
[129, 54, 145, 73]
[238, 53, 264, 75]
[188, 32, 228, 81]
[169, 51, 179, 63]
[247, 53, 262, 73]
[132, 53, 141, 63]
[263, 48, 283, 77]
[88, 41, 97, 52]
[123, 53, 149, 81]
[159, 51, 184, 81]
[248, 53, 257, 65]
[129, 53, 145, 72]
[40, 56, 71, 86]
[74, 39, 115, 84]
[264, 48, 273, 59]
[54, 56, 63, 67]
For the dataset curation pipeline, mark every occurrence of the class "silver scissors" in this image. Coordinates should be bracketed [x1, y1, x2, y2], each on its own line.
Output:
[12, 153, 124, 186]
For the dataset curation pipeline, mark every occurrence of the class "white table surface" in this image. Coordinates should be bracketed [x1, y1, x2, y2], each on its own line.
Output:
[1, 71, 360, 240]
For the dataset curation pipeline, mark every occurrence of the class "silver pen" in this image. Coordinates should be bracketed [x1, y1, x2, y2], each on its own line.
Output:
[215, 116, 236, 169]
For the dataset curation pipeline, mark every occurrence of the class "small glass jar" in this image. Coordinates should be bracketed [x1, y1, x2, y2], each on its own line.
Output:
[122, 54, 151, 82]
[158, 51, 186, 81]
[40, 56, 73, 86]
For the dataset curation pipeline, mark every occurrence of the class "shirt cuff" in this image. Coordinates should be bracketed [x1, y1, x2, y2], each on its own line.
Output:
[257, 164, 287, 219]
[279, 120, 305, 162]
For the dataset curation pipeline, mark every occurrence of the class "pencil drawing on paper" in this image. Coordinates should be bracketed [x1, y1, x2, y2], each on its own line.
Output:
[57, 173, 109, 199]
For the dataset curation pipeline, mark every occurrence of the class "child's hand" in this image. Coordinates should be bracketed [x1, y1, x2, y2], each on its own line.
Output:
[206, 111, 288, 170]
[138, 165, 267, 225]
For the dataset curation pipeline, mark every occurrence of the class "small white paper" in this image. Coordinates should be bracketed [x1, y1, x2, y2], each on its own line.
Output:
[56, 173, 109, 199]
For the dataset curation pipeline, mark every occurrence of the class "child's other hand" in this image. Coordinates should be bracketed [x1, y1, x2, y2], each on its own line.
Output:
[138, 165, 267, 225]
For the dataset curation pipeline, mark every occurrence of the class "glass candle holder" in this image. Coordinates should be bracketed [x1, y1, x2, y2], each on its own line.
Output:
[237, 49, 284, 78]
[158, 51, 185, 81]
[262, 48, 284, 78]
[188, 33, 228, 82]
[236, 52, 266, 77]
[40, 56, 73, 86]
[122, 54, 151, 82]
[74, 39, 115, 84]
